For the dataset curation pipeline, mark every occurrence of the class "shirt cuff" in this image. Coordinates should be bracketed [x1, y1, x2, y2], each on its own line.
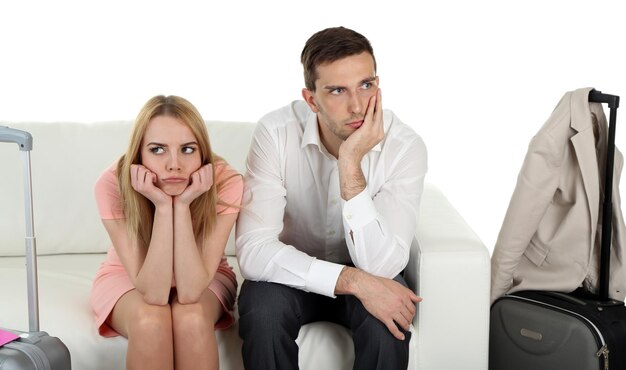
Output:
[305, 259, 345, 298]
[342, 187, 377, 230]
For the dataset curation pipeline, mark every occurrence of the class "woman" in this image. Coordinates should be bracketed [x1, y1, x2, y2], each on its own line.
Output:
[90, 95, 242, 370]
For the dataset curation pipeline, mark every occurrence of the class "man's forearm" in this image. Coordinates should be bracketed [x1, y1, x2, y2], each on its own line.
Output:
[334, 265, 362, 296]
[338, 158, 366, 201]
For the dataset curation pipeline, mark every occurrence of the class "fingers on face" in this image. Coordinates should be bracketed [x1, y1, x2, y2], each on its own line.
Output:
[363, 90, 383, 136]
[130, 165, 138, 180]
[139, 167, 149, 185]
[197, 164, 213, 188]
[374, 88, 383, 123]
[130, 165, 141, 187]
[367, 93, 377, 117]
[130, 165, 154, 188]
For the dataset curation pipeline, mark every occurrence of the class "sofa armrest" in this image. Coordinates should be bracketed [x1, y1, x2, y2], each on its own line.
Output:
[404, 182, 490, 370]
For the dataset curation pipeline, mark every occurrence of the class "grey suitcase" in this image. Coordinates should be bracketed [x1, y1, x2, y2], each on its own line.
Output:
[0, 127, 71, 369]
[491, 289, 626, 369]
[489, 90, 626, 370]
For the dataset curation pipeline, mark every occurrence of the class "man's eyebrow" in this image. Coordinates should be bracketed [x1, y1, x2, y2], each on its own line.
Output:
[323, 84, 346, 91]
[361, 76, 377, 84]
[322, 76, 377, 91]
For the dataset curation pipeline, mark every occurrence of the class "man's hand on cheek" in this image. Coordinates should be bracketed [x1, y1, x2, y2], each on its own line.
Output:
[340, 88, 384, 163]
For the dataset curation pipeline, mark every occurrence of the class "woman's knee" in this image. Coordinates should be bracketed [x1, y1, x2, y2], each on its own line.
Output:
[171, 299, 215, 337]
[128, 303, 173, 339]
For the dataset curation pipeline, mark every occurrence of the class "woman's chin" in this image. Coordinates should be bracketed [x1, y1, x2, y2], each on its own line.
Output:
[160, 184, 187, 196]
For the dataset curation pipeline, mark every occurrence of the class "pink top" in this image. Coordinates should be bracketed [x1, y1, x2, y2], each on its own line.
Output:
[90, 160, 243, 336]
[94, 160, 243, 269]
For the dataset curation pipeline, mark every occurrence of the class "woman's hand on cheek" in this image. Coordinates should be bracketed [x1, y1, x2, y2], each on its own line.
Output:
[176, 163, 213, 206]
[130, 164, 171, 206]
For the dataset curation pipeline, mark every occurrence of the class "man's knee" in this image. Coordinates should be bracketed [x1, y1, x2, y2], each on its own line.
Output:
[238, 280, 301, 337]
[352, 314, 410, 370]
[345, 294, 411, 363]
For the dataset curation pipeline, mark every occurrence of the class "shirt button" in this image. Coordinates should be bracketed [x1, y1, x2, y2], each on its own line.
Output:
[329, 230, 336, 236]
[346, 214, 352, 219]
[330, 200, 338, 206]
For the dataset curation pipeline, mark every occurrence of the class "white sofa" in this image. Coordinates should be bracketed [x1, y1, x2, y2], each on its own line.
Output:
[0, 120, 491, 370]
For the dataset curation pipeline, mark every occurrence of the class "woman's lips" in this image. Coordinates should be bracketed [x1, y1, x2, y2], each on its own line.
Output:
[162, 177, 186, 183]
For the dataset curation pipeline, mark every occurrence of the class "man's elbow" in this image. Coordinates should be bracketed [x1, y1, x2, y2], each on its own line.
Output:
[236, 242, 267, 282]
[365, 252, 409, 278]
[239, 263, 264, 282]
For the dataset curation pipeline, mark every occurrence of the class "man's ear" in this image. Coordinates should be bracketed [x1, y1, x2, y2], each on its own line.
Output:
[302, 88, 320, 113]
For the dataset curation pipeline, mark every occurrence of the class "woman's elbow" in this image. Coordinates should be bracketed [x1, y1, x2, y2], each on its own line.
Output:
[142, 292, 170, 306]
[176, 290, 203, 305]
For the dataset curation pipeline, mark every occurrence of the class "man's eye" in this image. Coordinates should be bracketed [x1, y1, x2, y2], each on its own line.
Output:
[331, 88, 344, 95]
[182, 147, 196, 154]
[361, 82, 372, 89]
[150, 147, 165, 154]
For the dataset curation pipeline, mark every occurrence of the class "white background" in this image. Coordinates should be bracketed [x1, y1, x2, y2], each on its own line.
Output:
[1, 0, 625, 255]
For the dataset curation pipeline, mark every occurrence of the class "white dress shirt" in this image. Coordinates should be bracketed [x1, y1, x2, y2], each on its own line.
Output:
[235, 100, 427, 297]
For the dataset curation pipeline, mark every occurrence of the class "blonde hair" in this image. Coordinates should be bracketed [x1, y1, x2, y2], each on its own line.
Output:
[118, 95, 228, 248]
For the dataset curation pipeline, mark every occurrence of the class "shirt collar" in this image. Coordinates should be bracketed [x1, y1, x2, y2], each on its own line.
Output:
[301, 110, 320, 149]
[300, 110, 384, 153]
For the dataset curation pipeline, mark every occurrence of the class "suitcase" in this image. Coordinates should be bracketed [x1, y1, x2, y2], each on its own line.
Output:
[490, 90, 626, 370]
[0, 127, 71, 369]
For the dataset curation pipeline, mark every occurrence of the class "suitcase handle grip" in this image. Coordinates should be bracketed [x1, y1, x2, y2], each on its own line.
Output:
[0, 126, 33, 151]
[589, 89, 620, 109]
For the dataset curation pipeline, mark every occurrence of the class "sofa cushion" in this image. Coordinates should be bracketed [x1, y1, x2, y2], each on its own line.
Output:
[0, 254, 410, 370]
[0, 121, 254, 257]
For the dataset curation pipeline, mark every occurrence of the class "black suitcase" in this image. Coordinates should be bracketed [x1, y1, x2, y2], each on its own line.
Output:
[0, 127, 71, 369]
[490, 90, 626, 370]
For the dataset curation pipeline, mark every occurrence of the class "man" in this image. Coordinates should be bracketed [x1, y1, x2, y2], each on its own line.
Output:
[235, 26, 427, 370]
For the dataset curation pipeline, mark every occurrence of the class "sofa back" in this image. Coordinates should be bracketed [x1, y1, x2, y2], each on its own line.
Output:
[0, 121, 255, 257]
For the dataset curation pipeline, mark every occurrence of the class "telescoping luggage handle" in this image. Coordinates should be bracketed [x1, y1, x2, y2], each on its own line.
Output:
[588, 90, 620, 302]
[0, 126, 40, 332]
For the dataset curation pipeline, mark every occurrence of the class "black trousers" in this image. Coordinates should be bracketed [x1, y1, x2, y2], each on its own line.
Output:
[238, 274, 411, 370]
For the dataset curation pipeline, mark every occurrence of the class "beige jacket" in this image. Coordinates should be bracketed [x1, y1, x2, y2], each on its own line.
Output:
[490, 87, 626, 304]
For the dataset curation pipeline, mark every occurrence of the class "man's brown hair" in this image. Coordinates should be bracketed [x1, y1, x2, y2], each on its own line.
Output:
[301, 27, 376, 92]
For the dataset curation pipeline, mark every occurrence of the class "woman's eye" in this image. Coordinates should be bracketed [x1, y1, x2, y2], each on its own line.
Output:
[150, 147, 165, 154]
[182, 146, 196, 154]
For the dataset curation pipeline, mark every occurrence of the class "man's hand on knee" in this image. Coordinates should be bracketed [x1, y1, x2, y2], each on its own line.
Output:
[335, 266, 422, 340]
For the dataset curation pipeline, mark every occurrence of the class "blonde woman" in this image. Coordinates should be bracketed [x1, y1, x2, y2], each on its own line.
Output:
[90, 95, 242, 370]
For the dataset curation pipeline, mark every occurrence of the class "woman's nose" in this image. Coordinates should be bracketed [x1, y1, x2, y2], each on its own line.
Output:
[167, 153, 181, 171]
